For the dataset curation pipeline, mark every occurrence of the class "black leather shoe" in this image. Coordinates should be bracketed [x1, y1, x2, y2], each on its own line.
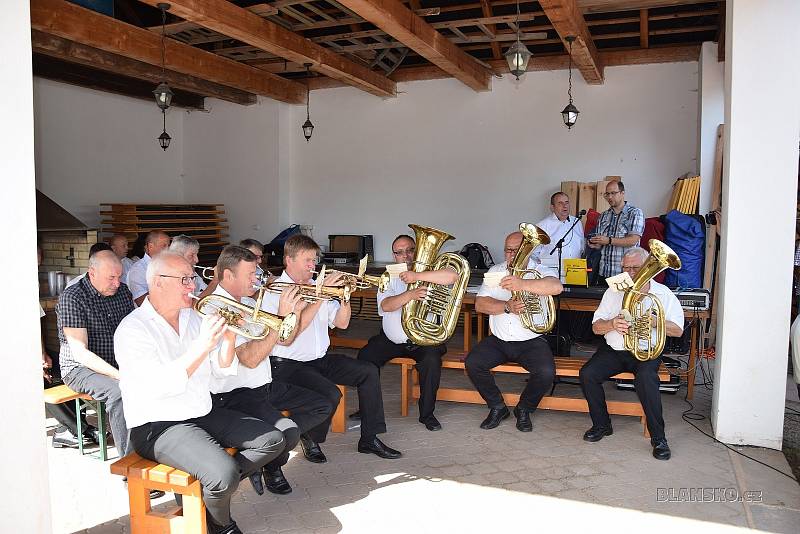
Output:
[149, 490, 166, 499]
[419, 415, 442, 431]
[52, 429, 81, 448]
[357, 437, 402, 459]
[583, 425, 613, 442]
[213, 520, 243, 534]
[85, 428, 105, 445]
[299, 436, 327, 463]
[652, 438, 671, 460]
[349, 410, 361, 420]
[264, 467, 292, 495]
[248, 471, 264, 495]
[479, 406, 510, 429]
[513, 406, 533, 432]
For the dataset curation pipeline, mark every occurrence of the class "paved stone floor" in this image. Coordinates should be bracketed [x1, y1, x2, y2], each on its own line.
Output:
[49, 355, 800, 534]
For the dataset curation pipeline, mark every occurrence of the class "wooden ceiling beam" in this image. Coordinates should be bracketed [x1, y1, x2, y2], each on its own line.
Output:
[577, 0, 712, 13]
[30, 0, 306, 104]
[31, 30, 257, 105]
[335, 0, 491, 91]
[137, 0, 396, 98]
[539, 0, 604, 84]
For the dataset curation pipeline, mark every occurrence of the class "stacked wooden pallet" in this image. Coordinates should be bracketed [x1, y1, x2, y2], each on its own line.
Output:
[668, 174, 701, 214]
[100, 203, 229, 265]
[560, 176, 620, 216]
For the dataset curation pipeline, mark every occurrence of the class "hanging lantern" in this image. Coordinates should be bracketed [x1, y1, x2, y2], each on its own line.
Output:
[301, 63, 314, 142]
[561, 36, 580, 129]
[153, 82, 173, 111]
[505, 40, 532, 80]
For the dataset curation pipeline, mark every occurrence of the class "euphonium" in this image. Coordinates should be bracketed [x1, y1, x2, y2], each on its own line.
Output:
[621, 239, 682, 361]
[192, 287, 297, 342]
[508, 223, 556, 334]
[401, 224, 471, 346]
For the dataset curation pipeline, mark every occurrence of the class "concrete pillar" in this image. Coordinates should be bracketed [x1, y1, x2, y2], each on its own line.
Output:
[696, 41, 724, 215]
[712, 0, 800, 448]
[0, 1, 54, 532]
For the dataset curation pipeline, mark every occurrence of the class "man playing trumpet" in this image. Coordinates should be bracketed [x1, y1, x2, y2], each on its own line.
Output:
[356, 234, 458, 431]
[465, 231, 563, 431]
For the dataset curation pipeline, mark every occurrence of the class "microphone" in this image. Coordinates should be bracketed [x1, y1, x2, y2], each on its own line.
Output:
[578, 209, 587, 218]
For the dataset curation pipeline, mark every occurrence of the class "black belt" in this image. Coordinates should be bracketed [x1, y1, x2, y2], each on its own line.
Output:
[270, 356, 290, 363]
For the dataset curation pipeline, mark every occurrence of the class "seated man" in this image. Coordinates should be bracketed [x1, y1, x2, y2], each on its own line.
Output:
[264, 234, 402, 461]
[357, 234, 457, 431]
[64, 242, 113, 289]
[115, 252, 286, 534]
[208, 245, 333, 495]
[126, 230, 171, 306]
[579, 247, 683, 460]
[240, 238, 267, 279]
[57, 250, 134, 457]
[169, 234, 208, 296]
[465, 231, 563, 431]
[109, 234, 136, 282]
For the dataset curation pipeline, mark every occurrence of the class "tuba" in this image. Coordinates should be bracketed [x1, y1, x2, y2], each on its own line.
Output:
[192, 286, 297, 342]
[401, 224, 471, 346]
[508, 223, 557, 334]
[621, 239, 682, 361]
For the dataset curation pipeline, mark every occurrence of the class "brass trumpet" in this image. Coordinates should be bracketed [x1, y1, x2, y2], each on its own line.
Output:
[263, 268, 351, 304]
[313, 256, 389, 292]
[191, 287, 297, 342]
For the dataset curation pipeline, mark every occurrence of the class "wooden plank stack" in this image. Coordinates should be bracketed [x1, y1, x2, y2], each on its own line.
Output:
[667, 174, 701, 214]
[100, 203, 229, 266]
[560, 176, 620, 216]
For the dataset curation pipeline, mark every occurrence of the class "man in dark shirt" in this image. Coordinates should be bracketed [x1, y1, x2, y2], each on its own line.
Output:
[58, 250, 135, 456]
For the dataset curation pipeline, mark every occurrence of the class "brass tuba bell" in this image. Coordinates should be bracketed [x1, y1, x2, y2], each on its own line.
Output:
[192, 286, 297, 342]
[508, 223, 557, 334]
[401, 224, 471, 346]
[621, 239, 682, 361]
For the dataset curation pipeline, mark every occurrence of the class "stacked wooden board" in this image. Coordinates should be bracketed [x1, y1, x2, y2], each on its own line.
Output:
[100, 203, 228, 266]
[560, 176, 621, 216]
[668, 174, 701, 214]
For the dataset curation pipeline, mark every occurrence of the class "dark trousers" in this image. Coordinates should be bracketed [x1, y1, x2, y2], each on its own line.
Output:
[357, 331, 445, 420]
[465, 335, 556, 412]
[579, 342, 665, 440]
[63, 365, 129, 455]
[130, 407, 284, 527]
[270, 353, 386, 442]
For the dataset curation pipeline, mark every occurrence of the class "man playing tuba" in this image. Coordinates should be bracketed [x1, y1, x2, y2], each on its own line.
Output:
[465, 231, 563, 432]
[579, 247, 683, 460]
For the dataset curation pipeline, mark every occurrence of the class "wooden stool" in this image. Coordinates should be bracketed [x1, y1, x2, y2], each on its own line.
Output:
[43, 384, 109, 460]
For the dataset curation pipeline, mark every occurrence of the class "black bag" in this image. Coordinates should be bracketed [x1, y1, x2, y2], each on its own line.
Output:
[458, 243, 494, 270]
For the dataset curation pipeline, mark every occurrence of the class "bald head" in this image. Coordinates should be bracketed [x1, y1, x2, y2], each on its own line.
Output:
[109, 234, 129, 260]
[88, 250, 123, 296]
[145, 230, 171, 258]
[146, 252, 196, 311]
[504, 232, 523, 263]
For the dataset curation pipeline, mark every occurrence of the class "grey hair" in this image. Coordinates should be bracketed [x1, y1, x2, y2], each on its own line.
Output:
[169, 234, 200, 256]
[146, 252, 187, 287]
[88, 250, 121, 270]
[623, 247, 649, 264]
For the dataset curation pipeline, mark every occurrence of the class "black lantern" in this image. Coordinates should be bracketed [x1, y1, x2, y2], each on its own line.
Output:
[561, 36, 580, 129]
[504, 0, 531, 80]
[301, 63, 314, 142]
[158, 111, 171, 151]
[153, 82, 173, 111]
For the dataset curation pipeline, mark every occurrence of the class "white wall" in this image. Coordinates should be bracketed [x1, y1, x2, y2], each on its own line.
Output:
[2, 1, 53, 532]
[33, 78, 185, 228]
[291, 62, 699, 261]
[183, 97, 286, 244]
[697, 42, 725, 215]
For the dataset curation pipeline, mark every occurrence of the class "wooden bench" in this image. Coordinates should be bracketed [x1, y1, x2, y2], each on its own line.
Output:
[110, 448, 237, 534]
[43, 384, 109, 460]
[389, 355, 672, 437]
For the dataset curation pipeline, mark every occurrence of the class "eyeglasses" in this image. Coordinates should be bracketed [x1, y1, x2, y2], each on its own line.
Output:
[159, 274, 195, 286]
[603, 190, 622, 198]
[621, 265, 642, 272]
[393, 247, 415, 255]
[504, 248, 520, 254]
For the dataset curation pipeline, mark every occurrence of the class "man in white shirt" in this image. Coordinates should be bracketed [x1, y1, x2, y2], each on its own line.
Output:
[357, 234, 457, 431]
[465, 231, 563, 432]
[579, 247, 683, 461]
[208, 245, 333, 495]
[126, 230, 171, 306]
[110, 234, 136, 282]
[169, 234, 208, 296]
[115, 252, 285, 534]
[533, 192, 584, 278]
[240, 238, 267, 280]
[264, 234, 402, 461]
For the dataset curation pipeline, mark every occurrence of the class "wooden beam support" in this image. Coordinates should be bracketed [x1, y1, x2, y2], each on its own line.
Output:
[335, 0, 491, 91]
[137, 0, 395, 98]
[30, 0, 306, 104]
[578, 0, 711, 13]
[479, 0, 502, 60]
[31, 31, 257, 105]
[640, 9, 649, 48]
[539, 0, 604, 84]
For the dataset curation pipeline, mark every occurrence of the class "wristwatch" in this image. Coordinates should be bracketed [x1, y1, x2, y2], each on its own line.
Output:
[504, 303, 511, 314]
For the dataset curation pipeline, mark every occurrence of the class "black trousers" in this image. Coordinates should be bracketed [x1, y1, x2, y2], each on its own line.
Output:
[357, 331, 446, 420]
[465, 335, 555, 412]
[63, 365, 129, 455]
[130, 407, 284, 527]
[579, 342, 665, 440]
[270, 353, 386, 442]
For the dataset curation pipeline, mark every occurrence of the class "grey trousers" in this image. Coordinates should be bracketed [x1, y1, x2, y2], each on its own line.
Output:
[130, 407, 285, 528]
[63, 366, 129, 455]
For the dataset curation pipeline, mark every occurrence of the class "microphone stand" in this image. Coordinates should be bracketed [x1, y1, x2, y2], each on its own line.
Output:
[548, 212, 583, 358]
